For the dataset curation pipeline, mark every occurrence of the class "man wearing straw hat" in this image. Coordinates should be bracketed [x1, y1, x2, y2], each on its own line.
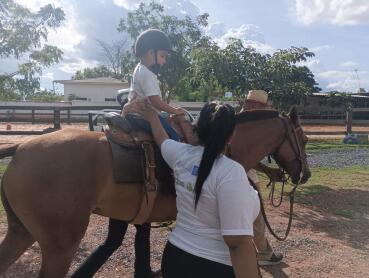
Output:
[242, 90, 284, 266]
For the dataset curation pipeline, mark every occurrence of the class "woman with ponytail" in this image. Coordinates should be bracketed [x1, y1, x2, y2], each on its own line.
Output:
[141, 101, 260, 278]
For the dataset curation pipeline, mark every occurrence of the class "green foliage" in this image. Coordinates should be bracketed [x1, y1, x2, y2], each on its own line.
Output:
[26, 89, 63, 102]
[323, 91, 353, 110]
[0, 0, 65, 101]
[188, 40, 319, 106]
[73, 66, 112, 80]
[259, 47, 320, 110]
[0, 164, 7, 175]
[334, 208, 355, 219]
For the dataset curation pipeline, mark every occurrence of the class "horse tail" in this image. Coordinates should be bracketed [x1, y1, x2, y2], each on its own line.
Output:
[0, 143, 19, 159]
[0, 177, 34, 273]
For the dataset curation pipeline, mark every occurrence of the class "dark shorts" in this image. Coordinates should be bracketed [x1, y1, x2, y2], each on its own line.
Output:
[125, 113, 179, 141]
[161, 242, 235, 278]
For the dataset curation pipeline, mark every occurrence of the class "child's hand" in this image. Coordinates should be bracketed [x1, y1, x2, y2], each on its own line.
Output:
[174, 107, 186, 115]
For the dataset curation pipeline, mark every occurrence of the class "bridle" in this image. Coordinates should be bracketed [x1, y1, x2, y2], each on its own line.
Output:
[252, 113, 308, 241]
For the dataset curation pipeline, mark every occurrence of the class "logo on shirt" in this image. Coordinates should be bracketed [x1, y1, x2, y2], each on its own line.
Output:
[191, 165, 199, 176]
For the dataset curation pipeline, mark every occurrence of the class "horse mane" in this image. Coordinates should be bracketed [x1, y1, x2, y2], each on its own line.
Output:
[235, 110, 279, 124]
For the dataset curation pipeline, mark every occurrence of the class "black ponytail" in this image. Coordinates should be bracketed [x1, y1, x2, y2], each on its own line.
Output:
[194, 102, 236, 207]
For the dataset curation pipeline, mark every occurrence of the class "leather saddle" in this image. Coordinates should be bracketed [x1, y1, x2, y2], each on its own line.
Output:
[103, 110, 197, 224]
[104, 112, 169, 184]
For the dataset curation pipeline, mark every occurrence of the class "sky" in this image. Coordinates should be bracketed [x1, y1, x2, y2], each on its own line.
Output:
[4, 0, 369, 93]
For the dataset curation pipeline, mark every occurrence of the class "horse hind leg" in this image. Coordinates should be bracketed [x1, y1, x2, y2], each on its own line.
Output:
[38, 240, 82, 278]
[0, 183, 35, 274]
[37, 214, 90, 278]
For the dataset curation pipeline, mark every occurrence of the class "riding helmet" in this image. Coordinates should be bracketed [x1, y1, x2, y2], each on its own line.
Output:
[134, 29, 172, 57]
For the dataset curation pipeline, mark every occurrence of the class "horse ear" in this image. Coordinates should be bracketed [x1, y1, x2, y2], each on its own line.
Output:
[288, 106, 299, 126]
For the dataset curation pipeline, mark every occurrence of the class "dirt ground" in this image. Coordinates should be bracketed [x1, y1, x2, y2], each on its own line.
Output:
[1, 123, 369, 277]
[1, 190, 368, 278]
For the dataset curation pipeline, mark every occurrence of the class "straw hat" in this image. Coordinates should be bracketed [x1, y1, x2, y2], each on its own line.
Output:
[246, 90, 268, 105]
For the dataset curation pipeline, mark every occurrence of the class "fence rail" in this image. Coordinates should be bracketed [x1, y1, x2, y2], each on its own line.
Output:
[1, 103, 369, 135]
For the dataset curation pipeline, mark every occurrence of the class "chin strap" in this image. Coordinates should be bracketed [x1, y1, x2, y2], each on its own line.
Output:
[151, 49, 161, 75]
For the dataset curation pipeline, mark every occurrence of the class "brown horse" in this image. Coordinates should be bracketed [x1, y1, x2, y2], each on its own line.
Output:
[0, 107, 310, 277]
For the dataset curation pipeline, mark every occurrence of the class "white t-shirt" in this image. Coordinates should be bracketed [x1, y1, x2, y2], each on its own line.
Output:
[128, 63, 162, 101]
[161, 139, 260, 266]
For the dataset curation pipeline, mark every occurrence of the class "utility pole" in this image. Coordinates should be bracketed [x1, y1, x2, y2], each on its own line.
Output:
[354, 69, 361, 93]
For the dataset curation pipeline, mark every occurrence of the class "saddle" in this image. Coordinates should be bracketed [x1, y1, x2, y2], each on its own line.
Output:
[104, 110, 197, 224]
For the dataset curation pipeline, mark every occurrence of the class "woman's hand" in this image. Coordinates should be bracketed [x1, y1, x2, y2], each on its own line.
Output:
[134, 99, 157, 120]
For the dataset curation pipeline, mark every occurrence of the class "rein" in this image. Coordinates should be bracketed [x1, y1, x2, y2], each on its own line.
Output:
[255, 114, 304, 241]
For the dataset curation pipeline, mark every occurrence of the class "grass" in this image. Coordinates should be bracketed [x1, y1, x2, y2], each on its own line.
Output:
[306, 166, 369, 188]
[306, 139, 369, 152]
[256, 165, 369, 206]
[334, 208, 355, 219]
[0, 164, 7, 174]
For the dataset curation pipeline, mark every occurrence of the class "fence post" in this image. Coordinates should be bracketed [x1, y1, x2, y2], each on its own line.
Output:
[54, 108, 61, 129]
[346, 108, 352, 134]
[67, 108, 71, 124]
[31, 109, 35, 124]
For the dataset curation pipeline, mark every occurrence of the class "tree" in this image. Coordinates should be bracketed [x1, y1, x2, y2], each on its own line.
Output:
[0, 0, 65, 100]
[187, 37, 225, 101]
[324, 91, 353, 133]
[27, 89, 63, 102]
[265, 47, 320, 110]
[324, 91, 353, 110]
[72, 65, 112, 80]
[117, 1, 209, 101]
[72, 39, 135, 81]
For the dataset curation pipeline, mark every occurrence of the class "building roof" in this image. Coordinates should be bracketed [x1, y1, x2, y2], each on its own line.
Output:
[54, 77, 128, 85]
[312, 92, 369, 99]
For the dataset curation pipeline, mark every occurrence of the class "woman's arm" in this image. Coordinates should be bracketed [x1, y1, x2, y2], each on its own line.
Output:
[136, 101, 169, 146]
[148, 95, 185, 115]
[146, 112, 169, 146]
[223, 235, 259, 278]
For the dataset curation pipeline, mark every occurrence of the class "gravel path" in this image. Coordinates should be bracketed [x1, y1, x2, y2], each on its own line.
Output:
[307, 147, 369, 168]
[2, 147, 369, 170]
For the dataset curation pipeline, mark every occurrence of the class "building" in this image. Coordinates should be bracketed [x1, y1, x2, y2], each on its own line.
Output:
[299, 92, 369, 123]
[54, 77, 129, 103]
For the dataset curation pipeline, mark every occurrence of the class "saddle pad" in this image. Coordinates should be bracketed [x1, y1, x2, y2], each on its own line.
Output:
[109, 139, 145, 183]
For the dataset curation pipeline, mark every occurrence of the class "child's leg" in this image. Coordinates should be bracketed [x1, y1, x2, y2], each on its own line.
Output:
[159, 115, 179, 141]
[126, 114, 152, 133]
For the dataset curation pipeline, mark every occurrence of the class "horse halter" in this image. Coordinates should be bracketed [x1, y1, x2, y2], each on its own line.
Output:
[257, 113, 308, 241]
[271, 114, 308, 184]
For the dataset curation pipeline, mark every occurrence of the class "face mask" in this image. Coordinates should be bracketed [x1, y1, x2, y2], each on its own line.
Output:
[150, 64, 161, 75]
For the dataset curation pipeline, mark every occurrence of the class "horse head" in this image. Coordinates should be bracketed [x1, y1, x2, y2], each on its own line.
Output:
[272, 106, 311, 185]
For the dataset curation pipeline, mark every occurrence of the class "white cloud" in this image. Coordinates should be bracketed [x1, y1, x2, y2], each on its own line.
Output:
[311, 45, 332, 52]
[113, 0, 200, 18]
[294, 0, 369, 26]
[298, 58, 325, 72]
[207, 23, 274, 53]
[14, 0, 61, 11]
[113, 0, 138, 10]
[47, 4, 85, 53]
[41, 72, 54, 80]
[340, 61, 359, 67]
[316, 69, 369, 92]
[58, 57, 100, 74]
